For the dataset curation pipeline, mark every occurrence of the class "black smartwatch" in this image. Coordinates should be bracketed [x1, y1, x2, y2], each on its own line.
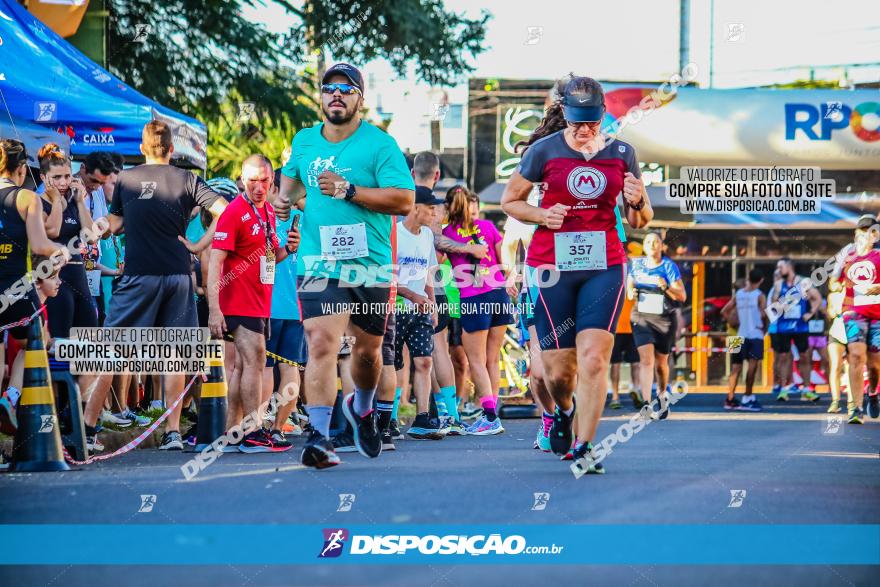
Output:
[628, 196, 645, 211]
[344, 183, 357, 201]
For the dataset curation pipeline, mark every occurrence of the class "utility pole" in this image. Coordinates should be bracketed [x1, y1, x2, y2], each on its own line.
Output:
[679, 0, 690, 75]
[708, 0, 715, 88]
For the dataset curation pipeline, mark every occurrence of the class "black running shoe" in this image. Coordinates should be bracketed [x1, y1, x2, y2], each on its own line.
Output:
[407, 414, 445, 440]
[239, 429, 274, 453]
[332, 432, 357, 453]
[381, 430, 396, 451]
[301, 430, 340, 469]
[658, 395, 670, 420]
[341, 393, 383, 458]
[182, 424, 198, 447]
[570, 442, 605, 478]
[158, 431, 183, 451]
[629, 390, 645, 409]
[848, 407, 864, 425]
[548, 407, 574, 456]
[867, 394, 880, 419]
[269, 429, 293, 451]
[389, 419, 403, 440]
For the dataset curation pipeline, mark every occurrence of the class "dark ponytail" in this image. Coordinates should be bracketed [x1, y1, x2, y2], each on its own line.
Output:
[0, 139, 28, 175]
[516, 77, 569, 154]
[516, 75, 605, 153]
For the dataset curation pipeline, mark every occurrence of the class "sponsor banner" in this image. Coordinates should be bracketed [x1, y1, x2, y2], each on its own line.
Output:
[1, 525, 878, 565]
[598, 85, 880, 169]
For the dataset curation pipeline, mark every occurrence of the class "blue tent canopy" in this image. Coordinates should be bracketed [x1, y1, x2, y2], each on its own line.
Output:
[0, 0, 207, 168]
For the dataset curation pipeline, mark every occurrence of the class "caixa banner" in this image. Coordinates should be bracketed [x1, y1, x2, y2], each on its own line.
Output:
[592, 84, 880, 170]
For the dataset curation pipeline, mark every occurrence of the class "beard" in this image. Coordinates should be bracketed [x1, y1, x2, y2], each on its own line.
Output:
[322, 102, 357, 125]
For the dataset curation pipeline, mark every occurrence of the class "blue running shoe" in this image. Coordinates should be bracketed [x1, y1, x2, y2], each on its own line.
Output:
[736, 395, 763, 412]
[867, 394, 879, 419]
[465, 415, 504, 436]
[534, 422, 552, 452]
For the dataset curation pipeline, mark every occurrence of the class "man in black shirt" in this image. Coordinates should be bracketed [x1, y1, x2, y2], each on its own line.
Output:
[82, 121, 227, 452]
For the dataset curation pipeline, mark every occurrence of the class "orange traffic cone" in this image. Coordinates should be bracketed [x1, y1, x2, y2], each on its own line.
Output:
[11, 316, 70, 472]
[195, 349, 227, 451]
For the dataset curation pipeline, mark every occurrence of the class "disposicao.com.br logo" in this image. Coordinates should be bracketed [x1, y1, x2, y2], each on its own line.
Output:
[319, 529, 563, 557]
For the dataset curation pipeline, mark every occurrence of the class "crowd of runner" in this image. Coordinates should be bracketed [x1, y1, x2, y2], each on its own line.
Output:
[1, 65, 878, 474]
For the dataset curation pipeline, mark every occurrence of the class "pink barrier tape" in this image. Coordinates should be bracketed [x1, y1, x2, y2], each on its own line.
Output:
[0, 306, 44, 333]
[62, 373, 204, 465]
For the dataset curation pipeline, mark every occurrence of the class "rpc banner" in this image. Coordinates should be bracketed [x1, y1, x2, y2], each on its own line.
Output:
[597, 84, 880, 169]
[2, 525, 878, 564]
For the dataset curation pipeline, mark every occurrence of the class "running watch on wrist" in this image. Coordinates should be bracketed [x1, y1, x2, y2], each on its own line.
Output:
[332, 181, 349, 200]
[344, 182, 357, 201]
[628, 196, 645, 211]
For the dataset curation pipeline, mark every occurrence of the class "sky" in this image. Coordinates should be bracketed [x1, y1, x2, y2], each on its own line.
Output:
[244, 0, 880, 150]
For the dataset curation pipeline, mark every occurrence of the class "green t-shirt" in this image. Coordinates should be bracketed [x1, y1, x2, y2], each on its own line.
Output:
[281, 121, 414, 282]
[99, 235, 125, 313]
[440, 258, 461, 319]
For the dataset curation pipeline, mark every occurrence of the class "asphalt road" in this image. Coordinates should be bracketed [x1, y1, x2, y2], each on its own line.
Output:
[2, 394, 878, 586]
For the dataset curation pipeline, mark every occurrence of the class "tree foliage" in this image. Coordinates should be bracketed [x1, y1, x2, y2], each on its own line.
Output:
[104, 0, 488, 171]
[303, 0, 491, 87]
[204, 101, 303, 179]
[105, 0, 489, 118]
[769, 79, 845, 89]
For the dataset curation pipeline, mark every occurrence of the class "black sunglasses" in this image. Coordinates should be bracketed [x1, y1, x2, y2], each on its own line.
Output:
[321, 83, 362, 96]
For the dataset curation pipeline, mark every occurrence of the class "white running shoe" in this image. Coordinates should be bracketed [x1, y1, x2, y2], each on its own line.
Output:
[100, 409, 132, 427]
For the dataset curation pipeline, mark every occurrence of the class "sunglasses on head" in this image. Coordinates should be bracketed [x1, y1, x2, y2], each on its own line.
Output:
[321, 83, 362, 96]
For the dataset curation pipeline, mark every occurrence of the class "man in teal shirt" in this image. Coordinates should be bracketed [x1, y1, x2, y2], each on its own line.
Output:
[277, 63, 415, 469]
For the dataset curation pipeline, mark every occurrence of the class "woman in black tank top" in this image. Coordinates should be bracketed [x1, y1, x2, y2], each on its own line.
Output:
[0, 139, 64, 408]
[37, 145, 99, 341]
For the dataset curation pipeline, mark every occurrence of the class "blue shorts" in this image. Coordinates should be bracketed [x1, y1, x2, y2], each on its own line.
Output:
[731, 338, 764, 363]
[527, 264, 626, 351]
[459, 288, 515, 333]
[266, 318, 308, 367]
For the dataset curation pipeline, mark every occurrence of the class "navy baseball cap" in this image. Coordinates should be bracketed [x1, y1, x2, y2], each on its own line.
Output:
[415, 186, 445, 205]
[322, 63, 364, 93]
[561, 79, 605, 122]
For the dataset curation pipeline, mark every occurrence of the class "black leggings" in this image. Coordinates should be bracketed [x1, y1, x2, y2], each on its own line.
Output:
[44, 264, 98, 338]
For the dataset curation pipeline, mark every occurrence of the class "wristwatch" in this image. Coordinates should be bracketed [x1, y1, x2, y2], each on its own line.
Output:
[344, 182, 357, 201]
[628, 195, 645, 211]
